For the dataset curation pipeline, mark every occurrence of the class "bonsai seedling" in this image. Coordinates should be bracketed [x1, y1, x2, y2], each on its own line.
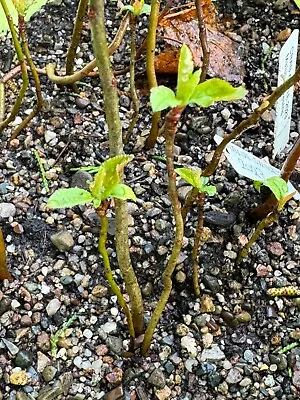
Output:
[237, 176, 295, 264]
[175, 167, 216, 296]
[47, 155, 137, 344]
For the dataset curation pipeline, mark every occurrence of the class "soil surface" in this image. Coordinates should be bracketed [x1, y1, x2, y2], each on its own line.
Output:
[0, 0, 300, 399]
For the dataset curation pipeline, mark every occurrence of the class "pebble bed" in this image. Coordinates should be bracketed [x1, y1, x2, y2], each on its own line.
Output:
[0, 0, 300, 399]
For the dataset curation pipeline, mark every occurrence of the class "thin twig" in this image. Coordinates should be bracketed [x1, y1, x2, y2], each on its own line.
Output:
[142, 107, 185, 355]
[65, 0, 89, 77]
[145, 0, 161, 149]
[194, 0, 210, 82]
[0, 0, 28, 133]
[124, 14, 139, 143]
[10, 15, 43, 140]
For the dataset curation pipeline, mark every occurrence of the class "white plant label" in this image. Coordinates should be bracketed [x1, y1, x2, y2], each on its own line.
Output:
[273, 29, 299, 157]
[214, 135, 300, 200]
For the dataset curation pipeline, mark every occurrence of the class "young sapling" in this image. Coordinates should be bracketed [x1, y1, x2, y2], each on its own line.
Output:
[237, 176, 295, 264]
[47, 155, 137, 343]
[175, 167, 216, 296]
[142, 43, 246, 355]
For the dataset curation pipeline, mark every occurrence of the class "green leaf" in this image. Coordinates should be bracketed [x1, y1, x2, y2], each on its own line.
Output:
[189, 78, 247, 107]
[120, 5, 134, 13]
[110, 184, 136, 201]
[176, 44, 201, 104]
[253, 180, 262, 192]
[140, 3, 151, 14]
[203, 185, 216, 196]
[294, 0, 300, 9]
[47, 188, 94, 209]
[254, 176, 289, 201]
[91, 155, 134, 201]
[175, 167, 200, 188]
[150, 86, 181, 112]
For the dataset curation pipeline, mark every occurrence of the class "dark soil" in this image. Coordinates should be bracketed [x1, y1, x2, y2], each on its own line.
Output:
[0, 0, 299, 399]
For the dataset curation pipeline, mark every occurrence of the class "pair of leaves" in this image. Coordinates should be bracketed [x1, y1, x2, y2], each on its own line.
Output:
[150, 44, 247, 112]
[121, 0, 151, 16]
[47, 155, 136, 210]
[175, 167, 216, 196]
[254, 176, 295, 211]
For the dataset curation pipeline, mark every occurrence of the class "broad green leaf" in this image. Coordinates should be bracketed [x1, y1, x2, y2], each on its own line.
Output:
[140, 3, 151, 14]
[0, 0, 55, 35]
[203, 185, 216, 196]
[189, 78, 247, 107]
[294, 0, 300, 9]
[150, 86, 181, 112]
[91, 155, 134, 201]
[254, 176, 288, 201]
[110, 183, 136, 201]
[120, 5, 134, 13]
[47, 188, 94, 209]
[176, 44, 201, 104]
[175, 167, 200, 188]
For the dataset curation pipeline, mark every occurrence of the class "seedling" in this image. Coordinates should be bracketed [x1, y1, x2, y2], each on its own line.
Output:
[237, 177, 295, 264]
[47, 155, 137, 345]
[176, 167, 216, 296]
[50, 314, 77, 357]
[33, 149, 49, 193]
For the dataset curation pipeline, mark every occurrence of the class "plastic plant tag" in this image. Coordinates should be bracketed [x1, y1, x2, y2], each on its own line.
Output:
[273, 29, 299, 157]
[214, 135, 300, 200]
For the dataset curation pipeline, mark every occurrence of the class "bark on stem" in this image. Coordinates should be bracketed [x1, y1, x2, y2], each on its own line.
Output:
[98, 212, 135, 341]
[194, 0, 209, 83]
[250, 136, 300, 220]
[145, 0, 161, 149]
[142, 107, 184, 355]
[66, 0, 89, 76]
[89, 0, 144, 336]
[10, 15, 43, 140]
[125, 14, 139, 143]
[192, 193, 205, 297]
[0, 0, 28, 133]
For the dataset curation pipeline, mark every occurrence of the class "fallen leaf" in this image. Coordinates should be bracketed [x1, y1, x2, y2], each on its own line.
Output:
[155, 5, 245, 82]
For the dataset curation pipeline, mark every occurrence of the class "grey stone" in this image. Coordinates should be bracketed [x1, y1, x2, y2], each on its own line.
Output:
[201, 345, 226, 362]
[203, 275, 220, 292]
[205, 211, 236, 227]
[71, 171, 93, 190]
[292, 371, 300, 389]
[46, 299, 61, 316]
[0, 203, 16, 218]
[50, 230, 74, 252]
[226, 368, 243, 384]
[148, 368, 166, 389]
[243, 349, 254, 363]
[239, 377, 252, 387]
[106, 336, 123, 355]
[75, 97, 90, 109]
[0, 298, 11, 316]
[2, 338, 19, 355]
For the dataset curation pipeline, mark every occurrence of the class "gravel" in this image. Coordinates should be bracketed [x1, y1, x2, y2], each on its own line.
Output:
[0, 0, 300, 398]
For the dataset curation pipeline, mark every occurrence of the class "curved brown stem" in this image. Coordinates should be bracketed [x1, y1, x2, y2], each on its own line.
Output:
[46, 12, 130, 86]
[142, 107, 184, 355]
[194, 0, 209, 83]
